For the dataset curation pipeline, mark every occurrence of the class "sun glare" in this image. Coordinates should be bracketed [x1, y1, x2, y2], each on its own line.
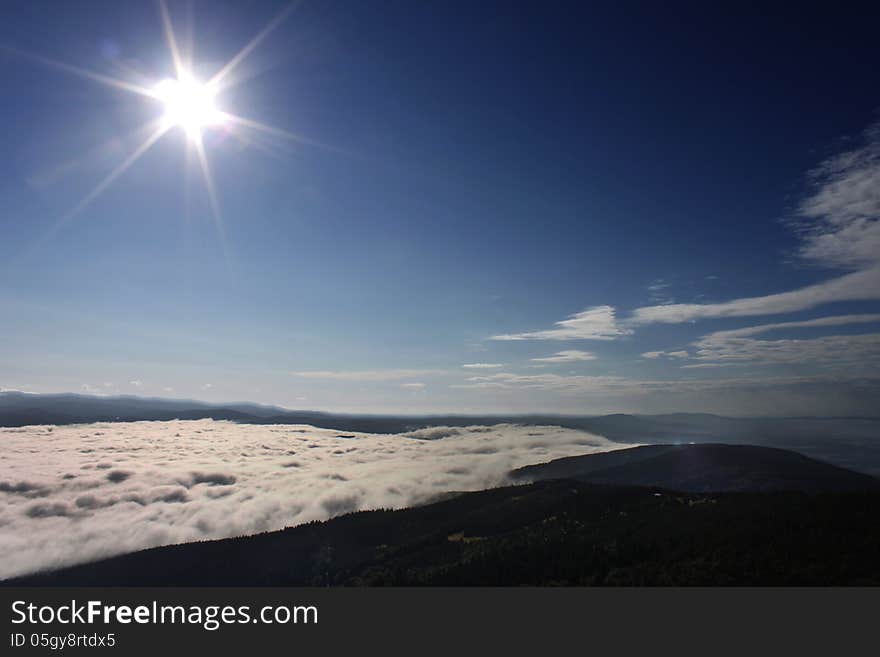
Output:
[154, 74, 224, 138]
[20, 0, 304, 239]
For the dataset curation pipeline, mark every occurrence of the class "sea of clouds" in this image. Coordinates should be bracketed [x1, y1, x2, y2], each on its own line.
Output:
[0, 420, 631, 579]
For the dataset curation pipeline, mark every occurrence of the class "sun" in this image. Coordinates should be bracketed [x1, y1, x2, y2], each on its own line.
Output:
[154, 73, 224, 139]
[15, 0, 307, 239]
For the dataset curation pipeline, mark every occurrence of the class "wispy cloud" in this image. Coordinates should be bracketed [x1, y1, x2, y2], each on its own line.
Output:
[491, 305, 632, 341]
[689, 314, 880, 368]
[453, 372, 635, 393]
[454, 371, 880, 396]
[292, 369, 444, 382]
[697, 313, 880, 339]
[631, 124, 880, 325]
[630, 267, 880, 324]
[461, 363, 504, 369]
[400, 382, 426, 390]
[646, 279, 674, 305]
[641, 350, 688, 360]
[796, 124, 880, 269]
[530, 350, 596, 363]
[692, 332, 880, 368]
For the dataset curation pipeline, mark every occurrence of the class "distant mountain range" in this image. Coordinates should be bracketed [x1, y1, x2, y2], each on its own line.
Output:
[3, 391, 879, 475]
[0, 391, 288, 426]
[10, 443, 879, 586]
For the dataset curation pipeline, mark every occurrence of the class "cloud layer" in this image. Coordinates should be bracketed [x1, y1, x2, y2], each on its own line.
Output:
[0, 420, 628, 579]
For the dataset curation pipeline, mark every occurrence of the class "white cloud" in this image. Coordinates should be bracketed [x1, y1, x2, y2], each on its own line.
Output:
[0, 420, 628, 579]
[491, 305, 632, 341]
[201, 383, 213, 390]
[530, 350, 596, 363]
[641, 350, 688, 359]
[400, 382, 426, 390]
[129, 380, 142, 388]
[630, 267, 880, 324]
[454, 371, 879, 396]
[698, 313, 880, 339]
[689, 314, 880, 368]
[796, 125, 880, 269]
[461, 363, 504, 369]
[454, 373, 665, 394]
[631, 125, 880, 326]
[695, 333, 880, 368]
[291, 369, 444, 382]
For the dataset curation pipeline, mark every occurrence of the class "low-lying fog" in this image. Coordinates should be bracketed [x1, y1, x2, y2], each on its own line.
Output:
[0, 420, 631, 579]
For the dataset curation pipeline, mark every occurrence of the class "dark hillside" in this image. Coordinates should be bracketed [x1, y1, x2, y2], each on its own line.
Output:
[511, 443, 880, 492]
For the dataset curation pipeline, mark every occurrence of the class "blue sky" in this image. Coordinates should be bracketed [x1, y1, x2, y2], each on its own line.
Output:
[1, 1, 879, 415]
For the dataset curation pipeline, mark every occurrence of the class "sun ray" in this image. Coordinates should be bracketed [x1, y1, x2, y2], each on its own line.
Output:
[59, 122, 170, 227]
[184, 0, 195, 72]
[9, 121, 174, 264]
[1, 45, 156, 99]
[221, 111, 341, 152]
[192, 134, 231, 266]
[208, 1, 299, 91]
[184, 138, 194, 226]
[25, 133, 135, 190]
[193, 135, 222, 225]
[226, 127, 294, 161]
[158, 0, 186, 78]
[10, 121, 170, 268]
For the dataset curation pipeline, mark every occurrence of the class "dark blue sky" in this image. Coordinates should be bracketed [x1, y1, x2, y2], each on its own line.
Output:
[1, 1, 879, 415]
